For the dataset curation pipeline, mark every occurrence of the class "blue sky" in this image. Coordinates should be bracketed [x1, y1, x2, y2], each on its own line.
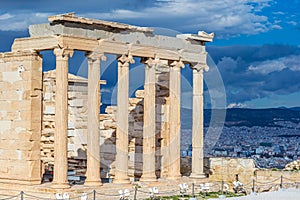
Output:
[0, 0, 300, 108]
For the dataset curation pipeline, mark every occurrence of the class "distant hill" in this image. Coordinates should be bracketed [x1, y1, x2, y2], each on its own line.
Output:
[182, 108, 300, 128]
[222, 108, 300, 127]
[290, 107, 300, 111]
[102, 104, 300, 129]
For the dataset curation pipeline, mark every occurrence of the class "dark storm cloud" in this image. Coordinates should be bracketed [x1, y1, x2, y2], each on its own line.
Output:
[207, 45, 300, 105]
[0, 0, 157, 31]
[0, 30, 29, 52]
[262, 69, 300, 94]
[0, 0, 155, 13]
[208, 44, 300, 63]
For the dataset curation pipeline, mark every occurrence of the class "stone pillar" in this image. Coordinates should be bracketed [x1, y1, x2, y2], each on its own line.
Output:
[85, 52, 106, 186]
[140, 58, 159, 182]
[167, 60, 184, 179]
[114, 54, 135, 183]
[190, 63, 208, 179]
[160, 97, 170, 178]
[52, 48, 73, 189]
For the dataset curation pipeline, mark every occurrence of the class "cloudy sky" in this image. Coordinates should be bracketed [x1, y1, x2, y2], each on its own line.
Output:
[1, 0, 300, 108]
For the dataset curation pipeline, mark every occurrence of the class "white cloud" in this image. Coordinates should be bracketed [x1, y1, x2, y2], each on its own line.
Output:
[0, 0, 273, 37]
[85, 0, 273, 37]
[0, 12, 52, 31]
[248, 55, 300, 74]
[100, 88, 112, 93]
[217, 57, 238, 71]
[287, 21, 297, 26]
[248, 62, 285, 74]
[227, 103, 247, 108]
[87, 9, 145, 20]
[271, 24, 282, 30]
[272, 11, 285, 15]
[0, 13, 13, 20]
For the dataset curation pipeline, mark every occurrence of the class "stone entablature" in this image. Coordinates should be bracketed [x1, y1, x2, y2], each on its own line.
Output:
[14, 13, 208, 64]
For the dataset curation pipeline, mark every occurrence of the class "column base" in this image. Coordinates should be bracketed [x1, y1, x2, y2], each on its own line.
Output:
[140, 176, 157, 182]
[189, 173, 206, 179]
[166, 175, 182, 180]
[51, 182, 70, 189]
[84, 180, 102, 187]
[113, 178, 131, 184]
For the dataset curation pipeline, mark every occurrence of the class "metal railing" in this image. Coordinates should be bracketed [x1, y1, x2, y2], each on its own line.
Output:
[1, 176, 300, 200]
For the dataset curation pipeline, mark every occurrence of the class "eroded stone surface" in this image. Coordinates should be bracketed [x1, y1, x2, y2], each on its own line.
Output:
[0, 52, 42, 184]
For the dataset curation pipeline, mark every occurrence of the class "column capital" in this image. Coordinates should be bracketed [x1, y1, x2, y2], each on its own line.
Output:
[118, 53, 135, 68]
[53, 48, 74, 59]
[170, 59, 185, 69]
[190, 62, 209, 72]
[143, 56, 167, 69]
[86, 51, 106, 62]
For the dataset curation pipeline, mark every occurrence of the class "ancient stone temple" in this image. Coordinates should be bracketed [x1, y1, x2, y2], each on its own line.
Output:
[0, 13, 213, 188]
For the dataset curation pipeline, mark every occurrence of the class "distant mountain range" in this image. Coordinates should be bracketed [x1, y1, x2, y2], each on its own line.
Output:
[289, 107, 300, 111]
[101, 104, 300, 129]
[181, 107, 300, 129]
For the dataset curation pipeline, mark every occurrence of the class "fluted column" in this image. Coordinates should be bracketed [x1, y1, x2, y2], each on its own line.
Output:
[52, 48, 73, 189]
[114, 54, 135, 183]
[190, 63, 208, 179]
[140, 57, 160, 182]
[85, 52, 106, 186]
[168, 60, 184, 179]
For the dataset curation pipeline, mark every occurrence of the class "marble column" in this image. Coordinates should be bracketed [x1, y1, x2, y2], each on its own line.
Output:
[140, 58, 158, 182]
[52, 48, 73, 189]
[85, 52, 106, 186]
[168, 60, 184, 179]
[114, 54, 134, 183]
[190, 63, 208, 179]
[160, 97, 170, 178]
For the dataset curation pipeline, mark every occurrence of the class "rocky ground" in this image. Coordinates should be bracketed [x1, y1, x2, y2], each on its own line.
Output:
[285, 160, 300, 171]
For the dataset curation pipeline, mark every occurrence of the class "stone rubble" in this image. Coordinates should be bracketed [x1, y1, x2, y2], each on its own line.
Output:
[284, 160, 300, 171]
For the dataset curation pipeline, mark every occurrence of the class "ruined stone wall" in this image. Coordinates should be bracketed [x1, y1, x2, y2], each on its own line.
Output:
[100, 89, 169, 180]
[99, 93, 144, 180]
[40, 67, 170, 180]
[155, 66, 170, 177]
[0, 52, 42, 184]
[209, 157, 256, 184]
[99, 106, 117, 178]
[254, 169, 300, 190]
[255, 169, 300, 181]
[41, 70, 89, 173]
[209, 157, 300, 192]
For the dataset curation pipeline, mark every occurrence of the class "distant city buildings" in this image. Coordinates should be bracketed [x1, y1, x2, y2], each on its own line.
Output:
[181, 121, 300, 169]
